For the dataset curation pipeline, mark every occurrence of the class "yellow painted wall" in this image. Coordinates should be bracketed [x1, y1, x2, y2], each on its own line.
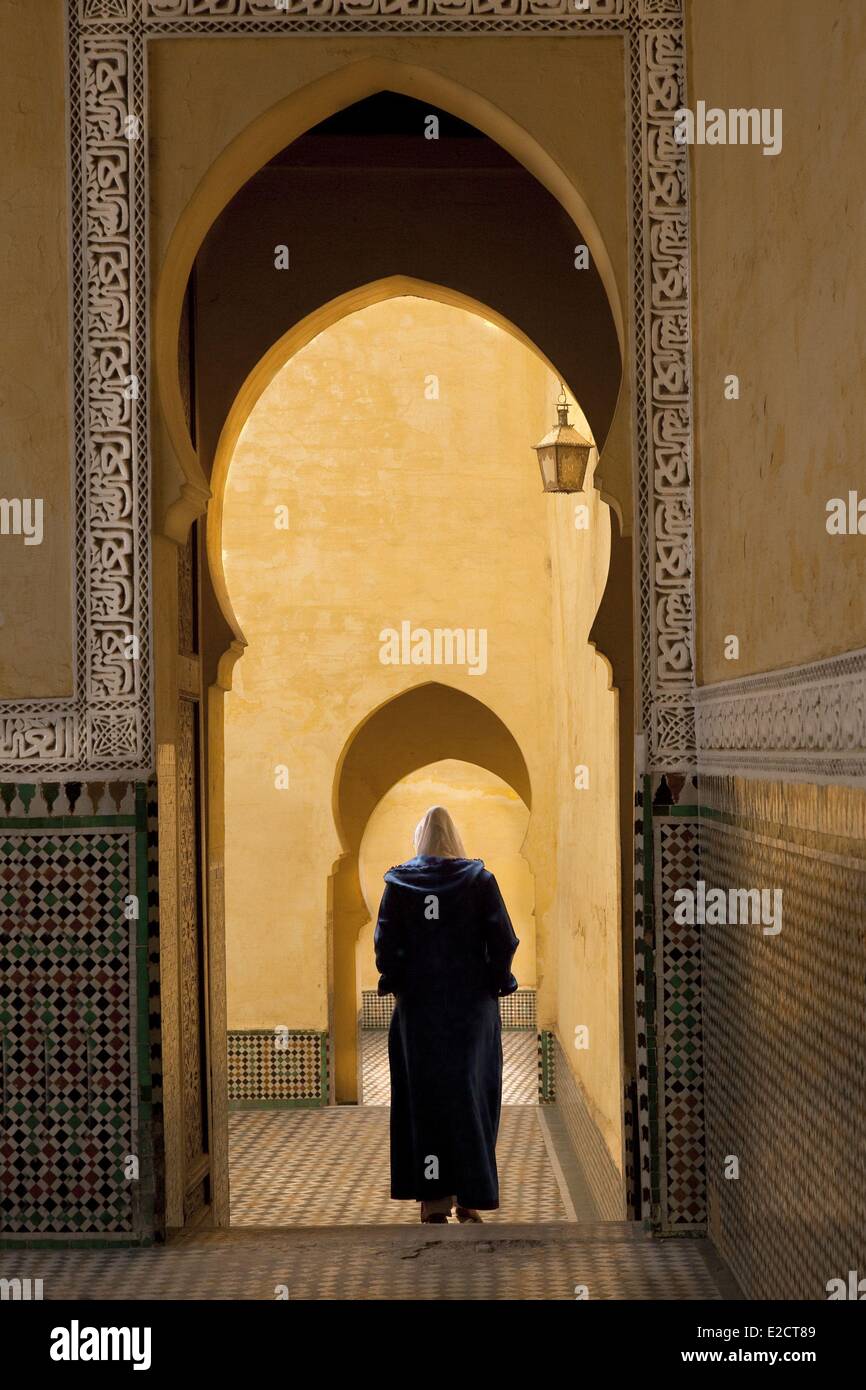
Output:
[0, 0, 72, 697]
[355, 759, 535, 999]
[689, 0, 866, 681]
[547, 463, 622, 1169]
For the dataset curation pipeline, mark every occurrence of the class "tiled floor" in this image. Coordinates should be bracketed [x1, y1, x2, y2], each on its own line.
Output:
[0, 1224, 735, 1300]
[1, 1099, 738, 1300]
[0, 1037, 739, 1300]
[229, 1104, 569, 1225]
[360, 1027, 537, 1106]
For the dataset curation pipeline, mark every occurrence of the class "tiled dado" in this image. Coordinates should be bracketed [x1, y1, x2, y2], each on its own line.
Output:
[634, 775, 706, 1232]
[227, 1030, 328, 1108]
[654, 815, 706, 1230]
[538, 1028, 556, 1103]
[360, 988, 537, 1031]
[699, 775, 866, 1301]
[360, 992, 393, 1029]
[0, 782, 153, 1244]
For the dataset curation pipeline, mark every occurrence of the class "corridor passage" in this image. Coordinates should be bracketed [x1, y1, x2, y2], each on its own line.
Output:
[229, 1027, 555, 1225]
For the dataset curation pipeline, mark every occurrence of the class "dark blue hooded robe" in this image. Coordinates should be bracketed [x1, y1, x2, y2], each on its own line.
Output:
[373, 855, 519, 1210]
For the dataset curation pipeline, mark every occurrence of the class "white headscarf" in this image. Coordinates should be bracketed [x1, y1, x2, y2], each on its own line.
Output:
[413, 805, 466, 859]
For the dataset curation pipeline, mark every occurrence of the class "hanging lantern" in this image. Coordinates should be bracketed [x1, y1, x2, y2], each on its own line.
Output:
[532, 388, 593, 493]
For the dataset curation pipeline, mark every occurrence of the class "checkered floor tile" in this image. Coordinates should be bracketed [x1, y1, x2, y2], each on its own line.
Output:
[360, 1028, 537, 1106]
[0, 1224, 732, 1300]
[229, 1104, 568, 1225]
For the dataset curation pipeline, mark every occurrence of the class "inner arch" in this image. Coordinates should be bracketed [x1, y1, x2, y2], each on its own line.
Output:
[207, 277, 597, 665]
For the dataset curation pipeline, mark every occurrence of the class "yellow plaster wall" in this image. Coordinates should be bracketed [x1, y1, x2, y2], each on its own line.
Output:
[355, 759, 535, 999]
[547, 466, 622, 1169]
[0, 0, 72, 697]
[689, 0, 866, 681]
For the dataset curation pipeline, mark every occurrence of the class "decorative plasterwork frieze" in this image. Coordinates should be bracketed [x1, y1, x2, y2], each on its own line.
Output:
[632, 22, 696, 770]
[0, 0, 693, 776]
[136, 1, 629, 20]
[0, 20, 150, 779]
[696, 649, 866, 785]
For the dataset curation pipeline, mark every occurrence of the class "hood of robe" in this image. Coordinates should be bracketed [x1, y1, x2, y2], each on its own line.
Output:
[384, 855, 486, 894]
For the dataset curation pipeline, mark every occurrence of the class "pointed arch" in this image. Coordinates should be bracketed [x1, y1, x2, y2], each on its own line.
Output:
[155, 56, 624, 533]
[333, 679, 533, 854]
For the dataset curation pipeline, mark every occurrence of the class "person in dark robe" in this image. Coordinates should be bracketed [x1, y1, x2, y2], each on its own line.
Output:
[374, 805, 519, 1224]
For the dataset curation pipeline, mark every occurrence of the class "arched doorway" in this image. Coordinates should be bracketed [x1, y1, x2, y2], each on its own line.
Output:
[212, 289, 622, 1224]
[152, 79, 629, 1229]
[154, 61, 626, 537]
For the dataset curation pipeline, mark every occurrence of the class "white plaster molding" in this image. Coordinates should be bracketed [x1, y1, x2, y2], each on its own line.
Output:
[696, 649, 866, 786]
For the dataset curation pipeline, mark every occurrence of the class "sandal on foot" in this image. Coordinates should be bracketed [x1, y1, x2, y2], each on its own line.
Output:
[421, 1212, 449, 1224]
[455, 1206, 483, 1223]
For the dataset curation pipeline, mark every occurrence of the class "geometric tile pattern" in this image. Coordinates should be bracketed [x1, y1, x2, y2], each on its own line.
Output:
[632, 778, 655, 1219]
[700, 794, 866, 1300]
[360, 988, 537, 1030]
[359, 992, 393, 1029]
[0, 1222, 734, 1301]
[227, 1106, 570, 1227]
[145, 780, 165, 1239]
[499, 988, 537, 1030]
[502, 1033, 540, 1106]
[387, 1028, 538, 1106]
[623, 1076, 638, 1220]
[538, 1029, 556, 1103]
[358, 1029, 392, 1105]
[655, 819, 706, 1229]
[0, 828, 138, 1234]
[360, 1029, 538, 1108]
[227, 1030, 326, 1105]
[550, 1038, 626, 1220]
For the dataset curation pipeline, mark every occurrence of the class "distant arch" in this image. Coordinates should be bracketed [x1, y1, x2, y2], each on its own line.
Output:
[335, 678, 531, 851]
[329, 679, 533, 1101]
